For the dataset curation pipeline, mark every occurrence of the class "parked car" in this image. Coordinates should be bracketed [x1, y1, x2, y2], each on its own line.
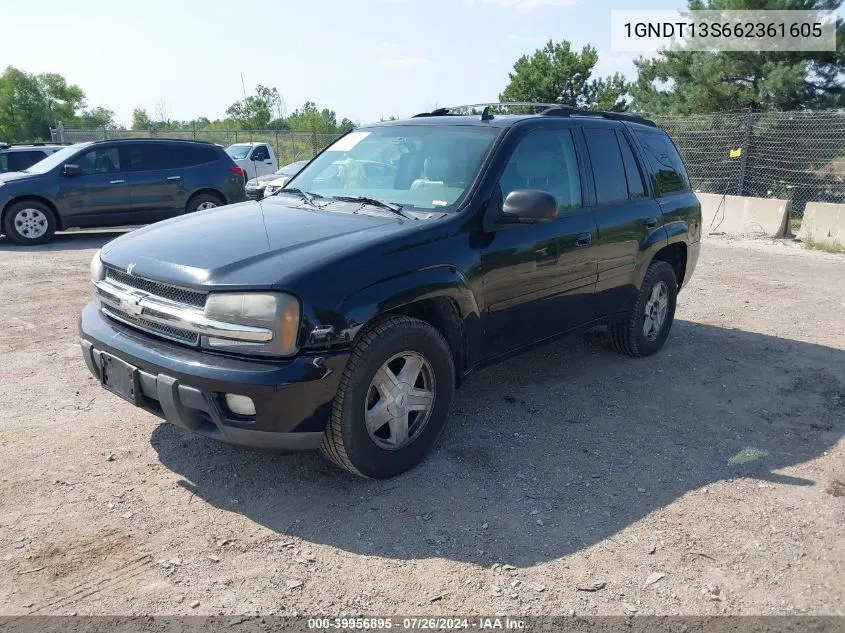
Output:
[225, 142, 278, 181]
[79, 104, 701, 479]
[245, 160, 308, 200]
[0, 138, 247, 245]
[0, 142, 68, 173]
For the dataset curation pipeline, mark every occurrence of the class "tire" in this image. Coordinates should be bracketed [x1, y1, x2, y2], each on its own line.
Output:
[2, 200, 57, 245]
[186, 192, 224, 214]
[320, 314, 456, 479]
[609, 260, 677, 358]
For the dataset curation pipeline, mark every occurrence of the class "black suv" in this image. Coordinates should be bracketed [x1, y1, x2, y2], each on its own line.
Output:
[79, 104, 701, 479]
[0, 138, 246, 245]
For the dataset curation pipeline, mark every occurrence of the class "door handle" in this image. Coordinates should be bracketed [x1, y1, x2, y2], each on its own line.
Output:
[645, 217, 658, 229]
[575, 232, 592, 247]
[109, 179, 125, 184]
[166, 175, 181, 180]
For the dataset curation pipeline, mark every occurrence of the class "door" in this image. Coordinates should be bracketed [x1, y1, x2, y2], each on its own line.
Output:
[126, 143, 185, 222]
[481, 126, 599, 359]
[56, 145, 133, 227]
[250, 145, 274, 177]
[578, 125, 665, 318]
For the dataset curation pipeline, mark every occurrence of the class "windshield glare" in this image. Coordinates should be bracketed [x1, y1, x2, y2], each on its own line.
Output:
[226, 145, 251, 160]
[25, 144, 90, 174]
[284, 125, 499, 211]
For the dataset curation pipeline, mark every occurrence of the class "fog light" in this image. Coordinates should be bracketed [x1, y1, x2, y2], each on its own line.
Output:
[225, 393, 256, 416]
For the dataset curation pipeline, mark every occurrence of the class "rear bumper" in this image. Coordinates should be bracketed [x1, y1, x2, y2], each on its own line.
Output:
[79, 301, 348, 451]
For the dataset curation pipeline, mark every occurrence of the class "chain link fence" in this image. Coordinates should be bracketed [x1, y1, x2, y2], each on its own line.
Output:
[652, 109, 845, 219]
[55, 108, 845, 220]
[52, 124, 343, 168]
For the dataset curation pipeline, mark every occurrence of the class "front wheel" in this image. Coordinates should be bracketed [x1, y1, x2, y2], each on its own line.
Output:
[320, 315, 455, 479]
[2, 201, 57, 245]
[609, 260, 678, 357]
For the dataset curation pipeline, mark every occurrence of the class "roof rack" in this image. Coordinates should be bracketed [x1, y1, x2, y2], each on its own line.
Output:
[0, 141, 71, 148]
[412, 102, 656, 127]
[413, 102, 559, 120]
[539, 106, 656, 127]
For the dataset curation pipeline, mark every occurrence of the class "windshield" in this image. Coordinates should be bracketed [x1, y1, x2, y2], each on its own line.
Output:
[226, 145, 251, 160]
[25, 144, 91, 174]
[284, 125, 499, 211]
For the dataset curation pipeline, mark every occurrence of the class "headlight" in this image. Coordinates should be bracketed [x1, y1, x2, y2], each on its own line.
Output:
[201, 292, 300, 357]
[264, 184, 281, 196]
[90, 249, 104, 283]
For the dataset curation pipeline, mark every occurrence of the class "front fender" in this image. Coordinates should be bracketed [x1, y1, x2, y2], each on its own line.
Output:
[339, 265, 480, 336]
[300, 265, 483, 363]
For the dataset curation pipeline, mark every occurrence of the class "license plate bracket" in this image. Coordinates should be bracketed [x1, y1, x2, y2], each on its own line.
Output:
[101, 353, 142, 406]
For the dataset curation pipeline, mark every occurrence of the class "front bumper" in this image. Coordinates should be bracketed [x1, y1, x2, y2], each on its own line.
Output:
[245, 187, 265, 200]
[79, 302, 348, 451]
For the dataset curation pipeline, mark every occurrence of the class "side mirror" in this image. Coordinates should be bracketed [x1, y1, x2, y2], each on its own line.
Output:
[498, 189, 557, 225]
[62, 163, 81, 177]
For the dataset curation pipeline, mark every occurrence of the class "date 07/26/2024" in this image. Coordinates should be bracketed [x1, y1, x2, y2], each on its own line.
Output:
[307, 618, 526, 630]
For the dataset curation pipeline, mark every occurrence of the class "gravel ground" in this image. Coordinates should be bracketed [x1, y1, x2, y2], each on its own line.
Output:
[0, 231, 843, 616]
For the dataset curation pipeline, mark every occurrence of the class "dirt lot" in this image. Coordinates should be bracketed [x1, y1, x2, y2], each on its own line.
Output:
[0, 231, 843, 617]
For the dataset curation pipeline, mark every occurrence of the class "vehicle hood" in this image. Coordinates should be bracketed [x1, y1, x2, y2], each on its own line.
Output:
[99, 196, 418, 290]
[247, 173, 281, 186]
[0, 171, 37, 184]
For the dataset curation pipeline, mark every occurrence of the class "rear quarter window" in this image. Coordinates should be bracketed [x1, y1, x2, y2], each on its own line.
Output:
[634, 130, 690, 195]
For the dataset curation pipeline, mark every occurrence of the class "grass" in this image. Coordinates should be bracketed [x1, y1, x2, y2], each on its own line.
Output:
[789, 217, 802, 234]
[803, 235, 845, 255]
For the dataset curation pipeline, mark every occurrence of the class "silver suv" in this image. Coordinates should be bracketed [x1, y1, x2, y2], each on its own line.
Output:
[0, 143, 68, 173]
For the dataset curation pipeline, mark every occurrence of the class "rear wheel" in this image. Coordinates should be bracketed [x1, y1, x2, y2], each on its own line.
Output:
[2, 200, 57, 245]
[320, 315, 455, 479]
[609, 260, 677, 357]
[186, 192, 224, 214]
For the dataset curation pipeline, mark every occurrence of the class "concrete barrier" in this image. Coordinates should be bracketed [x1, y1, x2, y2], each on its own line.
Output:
[797, 202, 845, 248]
[696, 193, 791, 238]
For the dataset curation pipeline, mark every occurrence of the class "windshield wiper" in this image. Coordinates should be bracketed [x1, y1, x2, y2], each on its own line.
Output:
[332, 195, 411, 219]
[277, 187, 321, 207]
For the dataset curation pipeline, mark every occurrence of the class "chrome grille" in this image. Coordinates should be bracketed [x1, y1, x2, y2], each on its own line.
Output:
[103, 307, 200, 346]
[105, 268, 207, 308]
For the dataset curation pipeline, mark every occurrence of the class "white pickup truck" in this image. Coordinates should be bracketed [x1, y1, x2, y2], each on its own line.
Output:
[224, 142, 278, 181]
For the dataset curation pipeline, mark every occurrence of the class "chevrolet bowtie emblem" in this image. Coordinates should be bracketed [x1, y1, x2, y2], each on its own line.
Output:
[120, 296, 144, 317]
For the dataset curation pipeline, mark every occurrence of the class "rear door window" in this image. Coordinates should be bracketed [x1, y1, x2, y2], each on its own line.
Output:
[583, 128, 628, 205]
[617, 132, 646, 198]
[634, 130, 690, 195]
[127, 144, 217, 171]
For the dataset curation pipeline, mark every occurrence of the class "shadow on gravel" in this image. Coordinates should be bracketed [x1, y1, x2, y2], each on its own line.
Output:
[0, 229, 131, 252]
[151, 320, 845, 567]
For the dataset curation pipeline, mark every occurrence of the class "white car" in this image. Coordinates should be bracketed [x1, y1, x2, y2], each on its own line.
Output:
[224, 142, 278, 181]
[260, 161, 310, 198]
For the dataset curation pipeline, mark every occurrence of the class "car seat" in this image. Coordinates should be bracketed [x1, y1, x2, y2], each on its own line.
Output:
[410, 155, 451, 190]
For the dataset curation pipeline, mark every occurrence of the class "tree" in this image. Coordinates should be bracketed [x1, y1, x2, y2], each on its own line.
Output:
[0, 67, 89, 141]
[78, 106, 116, 130]
[631, 0, 845, 114]
[500, 40, 629, 111]
[132, 108, 152, 131]
[286, 101, 344, 133]
[154, 98, 170, 127]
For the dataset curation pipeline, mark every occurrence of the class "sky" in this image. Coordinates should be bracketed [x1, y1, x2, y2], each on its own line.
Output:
[2, 0, 687, 127]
